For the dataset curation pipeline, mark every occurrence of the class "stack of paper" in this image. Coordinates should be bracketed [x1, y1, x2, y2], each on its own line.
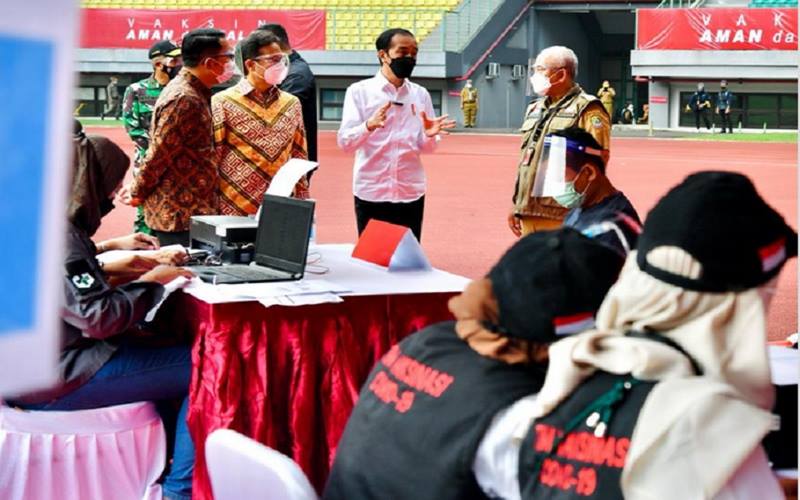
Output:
[184, 278, 351, 307]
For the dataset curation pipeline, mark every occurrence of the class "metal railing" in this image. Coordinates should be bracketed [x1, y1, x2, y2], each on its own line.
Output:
[436, 0, 506, 51]
[326, 0, 506, 51]
[657, 0, 705, 7]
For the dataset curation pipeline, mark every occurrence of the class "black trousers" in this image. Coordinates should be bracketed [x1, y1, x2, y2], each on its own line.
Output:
[354, 196, 424, 242]
[694, 109, 711, 130]
[718, 109, 733, 133]
[152, 230, 191, 247]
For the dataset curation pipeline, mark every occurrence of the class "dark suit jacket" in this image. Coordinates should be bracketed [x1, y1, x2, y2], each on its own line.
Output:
[280, 51, 318, 162]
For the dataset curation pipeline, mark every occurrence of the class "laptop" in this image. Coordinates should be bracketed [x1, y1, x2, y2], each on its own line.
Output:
[190, 194, 315, 284]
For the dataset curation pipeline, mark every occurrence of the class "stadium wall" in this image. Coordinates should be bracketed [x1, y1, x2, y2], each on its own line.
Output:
[633, 8, 798, 129]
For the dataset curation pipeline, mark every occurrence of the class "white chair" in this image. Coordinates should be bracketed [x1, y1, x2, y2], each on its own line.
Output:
[0, 401, 166, 500]
[206, 429, 318, 500]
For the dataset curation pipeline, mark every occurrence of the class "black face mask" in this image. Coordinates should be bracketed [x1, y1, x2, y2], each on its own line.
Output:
[100, 198, 115, 217]
[164, 64, 182, 81]
[388, 56, 416, 80]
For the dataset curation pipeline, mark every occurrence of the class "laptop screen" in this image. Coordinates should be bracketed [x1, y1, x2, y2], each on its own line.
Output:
[254, 194, 315, 275]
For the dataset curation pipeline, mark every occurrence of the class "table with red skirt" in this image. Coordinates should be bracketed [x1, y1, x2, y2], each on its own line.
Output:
[160, 245, 469, 499]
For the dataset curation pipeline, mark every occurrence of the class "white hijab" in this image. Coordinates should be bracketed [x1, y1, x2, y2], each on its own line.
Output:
[533, 247, 776, 499]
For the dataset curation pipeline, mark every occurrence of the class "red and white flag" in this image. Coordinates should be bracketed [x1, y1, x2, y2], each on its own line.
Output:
[553, 312, 595, 336]
[759, 237, 786, 273]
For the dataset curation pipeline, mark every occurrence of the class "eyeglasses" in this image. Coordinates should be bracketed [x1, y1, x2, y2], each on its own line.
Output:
[212, 53, 236, 61]
[252, 54, 289, 67]
[533, 64, 564, 73]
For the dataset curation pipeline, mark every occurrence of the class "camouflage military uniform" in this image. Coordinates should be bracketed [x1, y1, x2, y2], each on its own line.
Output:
[122, 76, 165, 234]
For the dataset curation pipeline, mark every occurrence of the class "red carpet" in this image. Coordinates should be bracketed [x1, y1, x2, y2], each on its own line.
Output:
[90, 127, 797, 340]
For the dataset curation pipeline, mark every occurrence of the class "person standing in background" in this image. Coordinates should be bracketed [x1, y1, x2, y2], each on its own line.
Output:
[597, 80, 616, 121]
[716, 80, 735, 134]
[101, 76, 121, 120]
[686, 83, 712, 131]
[257, 23, 319, 167]
[337, 28, 455, 242]
[120, 40, 182, 234]
[460, 79, 478, 128]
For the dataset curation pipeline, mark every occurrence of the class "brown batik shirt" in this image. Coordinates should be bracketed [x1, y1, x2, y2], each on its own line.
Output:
[131, 68, 218, 232]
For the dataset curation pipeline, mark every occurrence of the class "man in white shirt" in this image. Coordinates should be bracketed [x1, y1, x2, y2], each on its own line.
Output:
[337, 28, 455, 241]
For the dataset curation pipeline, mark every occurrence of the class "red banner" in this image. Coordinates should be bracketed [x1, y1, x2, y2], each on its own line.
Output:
[80, 9, 326, 50]
[637, 8, 796, 50]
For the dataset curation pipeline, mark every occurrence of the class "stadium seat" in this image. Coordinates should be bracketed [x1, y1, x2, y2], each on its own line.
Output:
[749, 0, 797, 6]
[206, 429, 317, 500]
[80, 0, 451, 49]
[0, 401, 166, 500]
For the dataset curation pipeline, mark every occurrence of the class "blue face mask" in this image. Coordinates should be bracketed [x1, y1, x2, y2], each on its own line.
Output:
[554, 181, 585, 209]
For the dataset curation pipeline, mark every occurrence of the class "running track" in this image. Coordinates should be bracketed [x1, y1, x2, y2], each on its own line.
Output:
[90, 127, 797, 340]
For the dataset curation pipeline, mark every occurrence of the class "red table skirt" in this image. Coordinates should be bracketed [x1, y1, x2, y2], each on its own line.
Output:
[165, 292, 456, 500]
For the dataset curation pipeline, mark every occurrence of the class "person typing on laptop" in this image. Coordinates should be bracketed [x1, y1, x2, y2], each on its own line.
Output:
[7, 131, 197, 500]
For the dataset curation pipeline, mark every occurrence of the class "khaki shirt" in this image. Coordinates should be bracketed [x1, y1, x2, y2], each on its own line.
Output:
[598, 87, 616, 105]
[513, 84, 610, 218]
[460, 87, 478, 105]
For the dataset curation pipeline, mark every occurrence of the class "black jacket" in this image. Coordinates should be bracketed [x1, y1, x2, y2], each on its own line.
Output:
[324, 321, 544, 500]
[11, 223, 163, 404]
[281, 51, 318, 162]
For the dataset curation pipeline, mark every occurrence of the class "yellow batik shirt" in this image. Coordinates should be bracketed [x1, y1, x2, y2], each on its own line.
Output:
[212, 79, 309, 216]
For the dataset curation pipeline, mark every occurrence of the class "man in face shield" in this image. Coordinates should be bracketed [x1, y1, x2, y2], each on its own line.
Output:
[533, 127, 641, 257]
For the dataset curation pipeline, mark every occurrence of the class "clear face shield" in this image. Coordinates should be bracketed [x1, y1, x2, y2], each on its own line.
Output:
[531, 136, 603, 208]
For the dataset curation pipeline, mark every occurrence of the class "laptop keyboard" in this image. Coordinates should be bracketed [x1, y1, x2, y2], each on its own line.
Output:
[190, 265, 292, 283]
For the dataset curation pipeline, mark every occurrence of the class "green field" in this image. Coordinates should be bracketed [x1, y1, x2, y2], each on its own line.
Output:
[78, 118, 123, 127]
[686, 132, 797, 143]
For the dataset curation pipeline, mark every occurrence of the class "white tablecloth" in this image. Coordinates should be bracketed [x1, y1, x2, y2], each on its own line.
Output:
[184, 244, 470, 305]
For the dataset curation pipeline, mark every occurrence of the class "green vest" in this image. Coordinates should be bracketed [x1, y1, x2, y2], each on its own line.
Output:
[513, 86, 602, 218]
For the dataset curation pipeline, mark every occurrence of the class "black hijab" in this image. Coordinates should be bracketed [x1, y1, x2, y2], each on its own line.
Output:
[68, 130, 130, 236]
